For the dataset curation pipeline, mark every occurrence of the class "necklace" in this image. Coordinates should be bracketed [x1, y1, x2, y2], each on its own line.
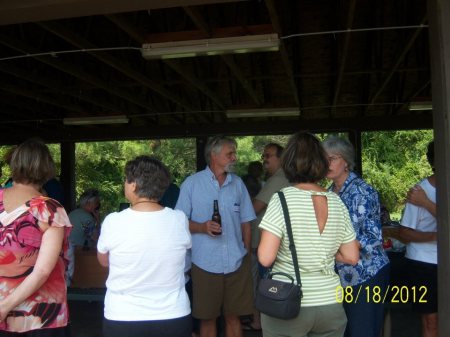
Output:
[132, 200, 159, 207]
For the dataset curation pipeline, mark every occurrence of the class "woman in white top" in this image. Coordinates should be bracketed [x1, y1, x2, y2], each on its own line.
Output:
[97, 156, 192, 337]
[400, 141, 437, 337]
[258, 132, 359, 337]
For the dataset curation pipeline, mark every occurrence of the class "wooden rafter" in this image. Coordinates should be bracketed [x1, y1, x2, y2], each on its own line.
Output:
[0, 62, 126, 116]
[0, 33, 153, 115]
[331, 0, 356, 116]
[38, 21, 191, 121]
[365, 15, 428, 114]
[183, 8, 263, 107]
[265, 0, 300, 107]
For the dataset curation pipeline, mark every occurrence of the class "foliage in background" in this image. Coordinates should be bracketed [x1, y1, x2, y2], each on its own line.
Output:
[75, 139, 196, 216]
[361, 130, 433, 216]
[0, 131, 433, 220]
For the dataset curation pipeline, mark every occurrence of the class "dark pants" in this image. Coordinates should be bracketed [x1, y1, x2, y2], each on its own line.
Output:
[344, 264, 390, 337]
[103, 315, 192, 337]
[0, 327, 68, 337]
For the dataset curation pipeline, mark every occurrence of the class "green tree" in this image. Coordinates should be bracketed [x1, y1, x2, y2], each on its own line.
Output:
[361, 130, 433, 216]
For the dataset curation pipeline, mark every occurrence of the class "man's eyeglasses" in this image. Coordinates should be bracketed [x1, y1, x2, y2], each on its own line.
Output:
[261, 153, 276, 160]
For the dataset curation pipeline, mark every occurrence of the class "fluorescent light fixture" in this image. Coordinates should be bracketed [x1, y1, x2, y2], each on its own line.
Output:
[142, 33, 279, 60]
[408, 101, 433, 111]
[226, 108, 300, 118]
[63, 115, 129, 125]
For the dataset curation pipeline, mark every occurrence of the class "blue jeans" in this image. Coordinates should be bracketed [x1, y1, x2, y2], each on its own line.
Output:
[344, 264, 390, 337]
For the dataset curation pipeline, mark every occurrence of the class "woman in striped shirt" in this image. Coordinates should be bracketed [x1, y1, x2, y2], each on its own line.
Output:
[258, 132, 359, 337]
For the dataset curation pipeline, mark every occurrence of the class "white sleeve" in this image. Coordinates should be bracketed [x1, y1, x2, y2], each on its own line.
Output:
[97, 215, 112, 254]
[400, 203, 420, 230]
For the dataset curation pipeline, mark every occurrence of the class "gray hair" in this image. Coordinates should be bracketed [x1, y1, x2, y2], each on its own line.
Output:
[322, 135, 355, 171]
[78, 189, 100, 208]
[204, 136, 237, 165]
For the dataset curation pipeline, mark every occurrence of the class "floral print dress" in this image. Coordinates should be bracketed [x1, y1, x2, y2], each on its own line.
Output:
[0, 189, 72, 333]
[331, 172, 390, 286]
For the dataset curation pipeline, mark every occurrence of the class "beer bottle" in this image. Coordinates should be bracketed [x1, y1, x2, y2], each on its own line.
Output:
[211, 199, 222, 235]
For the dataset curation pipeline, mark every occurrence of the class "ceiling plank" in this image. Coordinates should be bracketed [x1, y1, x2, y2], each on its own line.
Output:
[331, 0, 356, 117]
[0, 32, 156, 115]
[396, 80, 431, 115]
[0, 83, 84, 113]
[183, 7, 262, 107]
[38, 21, 192, 117]
[163, 59, 225, 110]
[105, 15, 211, 123]
[183, 6, 212, 36]
[265, 0, 300, 107]
[221, 54, 262, 106]
[365, 15, 428, 114]
[105, 14, 147, 44]
[0, 0, 247, 25]
[143, 24, 275, 42]
[0, 62, 128, 116]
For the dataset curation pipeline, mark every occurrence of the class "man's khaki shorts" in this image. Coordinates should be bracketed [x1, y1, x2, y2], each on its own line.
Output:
[191, 254, 253, 320]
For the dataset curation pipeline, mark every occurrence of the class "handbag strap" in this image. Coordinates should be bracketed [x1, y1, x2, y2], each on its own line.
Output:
[277, 191, 302, 288]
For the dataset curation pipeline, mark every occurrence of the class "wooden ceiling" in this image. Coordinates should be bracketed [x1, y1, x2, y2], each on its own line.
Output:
[0, 0, 431, 143]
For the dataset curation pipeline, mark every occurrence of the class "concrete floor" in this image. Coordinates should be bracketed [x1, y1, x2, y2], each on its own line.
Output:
[68, 300, 421, 337]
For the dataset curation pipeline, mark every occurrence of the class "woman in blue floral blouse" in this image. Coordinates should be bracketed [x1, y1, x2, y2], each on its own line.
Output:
[323, 136, 390, 337]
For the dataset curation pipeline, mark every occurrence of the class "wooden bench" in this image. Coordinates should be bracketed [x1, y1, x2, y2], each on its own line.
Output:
[67, 248, 108, 302]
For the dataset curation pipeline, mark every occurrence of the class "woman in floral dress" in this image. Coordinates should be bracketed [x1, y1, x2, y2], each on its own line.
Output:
[0, 139, 72, 336]
[323, 136, 390, 337]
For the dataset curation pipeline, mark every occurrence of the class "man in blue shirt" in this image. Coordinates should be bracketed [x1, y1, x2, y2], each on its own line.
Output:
[176, 136, 256, 337]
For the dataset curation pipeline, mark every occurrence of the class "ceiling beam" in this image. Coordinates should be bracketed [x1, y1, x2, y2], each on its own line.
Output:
[105, 14, 147, 44]
[183, 6, 212, 36]
[6, 114, 432, 144]
[38, 21, 191, 120]
[365, 15, 428, 114]
[143, 24, 274, 42]
[265, 0, 300, 107]
[0, 83, 84, 114]
[331, 0, 356, 116]
[105, 14, 210, 123]
[0, 0, 247, 25]
[182, 8, 263, 107]
[0, 62, 128, 116]
[396, 80, 431, 115]
[0, 32, 155, 117]
[163, 59, 225, 110]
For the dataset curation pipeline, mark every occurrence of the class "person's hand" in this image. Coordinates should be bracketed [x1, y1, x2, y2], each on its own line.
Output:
[407, 185, 429, 207]
[204, 220, 222, 236]
[0, 300, 11, 324]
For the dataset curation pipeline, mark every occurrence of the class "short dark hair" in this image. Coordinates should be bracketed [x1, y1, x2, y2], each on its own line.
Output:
[125, 156, 170, 200]
[10, 139, 56, 186]
[427, 141, 434, 171]
[281, 132, 329, 183]
[264, 143, 284, 158]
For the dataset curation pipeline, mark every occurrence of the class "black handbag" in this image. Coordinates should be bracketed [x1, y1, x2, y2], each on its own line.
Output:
[255, 191, 303, 319]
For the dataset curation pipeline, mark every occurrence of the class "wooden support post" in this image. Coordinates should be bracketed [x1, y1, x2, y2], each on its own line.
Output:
[428, 1, 450, 335]
[196, 136, 207, 172]
[60, 141, 76, 212]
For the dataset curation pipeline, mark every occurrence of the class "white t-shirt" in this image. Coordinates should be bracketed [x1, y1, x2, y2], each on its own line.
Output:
[401, 178, 437, 264]
[97, 207, 192, 321]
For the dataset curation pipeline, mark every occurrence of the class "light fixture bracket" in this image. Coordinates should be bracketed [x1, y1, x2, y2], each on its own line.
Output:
[142, 33, 279, 59]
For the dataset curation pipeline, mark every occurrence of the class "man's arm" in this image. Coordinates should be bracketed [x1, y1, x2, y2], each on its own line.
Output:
[407, 185, 436, 217]
[241, 222, 251, 254]
[399, 226, 437, 243]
